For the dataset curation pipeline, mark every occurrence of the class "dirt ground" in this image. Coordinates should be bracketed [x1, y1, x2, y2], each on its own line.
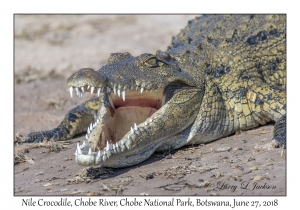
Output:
[14, 15, 286, 196]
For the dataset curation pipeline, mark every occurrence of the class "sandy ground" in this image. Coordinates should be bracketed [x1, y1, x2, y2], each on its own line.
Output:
[14, 15, 286, 196]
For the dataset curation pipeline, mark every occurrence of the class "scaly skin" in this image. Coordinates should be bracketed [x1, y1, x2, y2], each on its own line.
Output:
[23, 14, 286, 168]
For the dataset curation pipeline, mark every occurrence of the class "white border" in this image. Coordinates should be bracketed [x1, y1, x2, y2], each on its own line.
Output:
[4, 0, 298, 209]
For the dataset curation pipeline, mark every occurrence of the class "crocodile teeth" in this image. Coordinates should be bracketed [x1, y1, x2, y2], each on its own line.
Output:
[134, 123, 138, 130]
[87, 127, 90, 134]
[81, 86, 84, 92]
[75, 87, 79, 96]
[97, 150, 100, 157]
[97, 119, 99, 124]
[91, 86, 94, 94]
[116, 142, 118, 147]
[144, 122, 148, 126]
[80, 141, 86, 150]
[87, 86, 90, 89]
[140, 87, 144, 93]
[97, 88, 101, 97]
[88, 148, 92, 155]
[113, 87, 116, 94]
[77, 142, 82, 155]
[118, 89, 121, 97]
[106, 141, 109, 151]
[90, 123, 93, 131]
[112, 144, 115, 150]
[69, 87, 73, 97]
[150, 119, 153, 122]
[86, 134, 88, 139]
[130, 127, 134, 134]
[122, 90, 125, 101]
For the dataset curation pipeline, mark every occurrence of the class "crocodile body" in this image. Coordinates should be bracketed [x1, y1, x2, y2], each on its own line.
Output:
[23, 15, 286, 168]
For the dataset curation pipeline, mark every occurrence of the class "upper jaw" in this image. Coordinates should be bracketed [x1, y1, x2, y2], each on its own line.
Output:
[67, 68, 168, 100]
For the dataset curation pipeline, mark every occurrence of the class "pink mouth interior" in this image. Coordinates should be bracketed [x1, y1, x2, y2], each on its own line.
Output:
[96, 89, 165, 150]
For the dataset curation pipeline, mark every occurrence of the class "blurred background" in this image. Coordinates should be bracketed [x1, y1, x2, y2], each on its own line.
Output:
[15, 15, 196, 82]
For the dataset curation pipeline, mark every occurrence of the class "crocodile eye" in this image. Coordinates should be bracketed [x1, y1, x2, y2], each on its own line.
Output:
[148, 58, 156, 65]
[145, 56, 159, 67]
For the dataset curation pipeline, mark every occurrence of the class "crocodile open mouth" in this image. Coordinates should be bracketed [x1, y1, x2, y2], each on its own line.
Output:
[81, 87, 165, 152]
[109, 89, 164, 143]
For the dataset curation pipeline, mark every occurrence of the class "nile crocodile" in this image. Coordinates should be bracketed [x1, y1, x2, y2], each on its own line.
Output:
[23, 15, 286, 168]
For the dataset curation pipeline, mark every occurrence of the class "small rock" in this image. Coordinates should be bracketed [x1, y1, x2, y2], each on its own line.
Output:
[253, 175, 263, 181]
[146, 174, 154, 180]
[249, 166, 258, 171]
[165, 154, 172, 159]
[43, 183, 52, 187]
[214, 147, 231, 152]
[215, 172, 222, 178]
[36, 172, 44, 176]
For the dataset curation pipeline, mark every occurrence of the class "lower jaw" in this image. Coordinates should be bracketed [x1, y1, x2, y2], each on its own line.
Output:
[93, 105, 160, 152]
[81, 105, 160, 166]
